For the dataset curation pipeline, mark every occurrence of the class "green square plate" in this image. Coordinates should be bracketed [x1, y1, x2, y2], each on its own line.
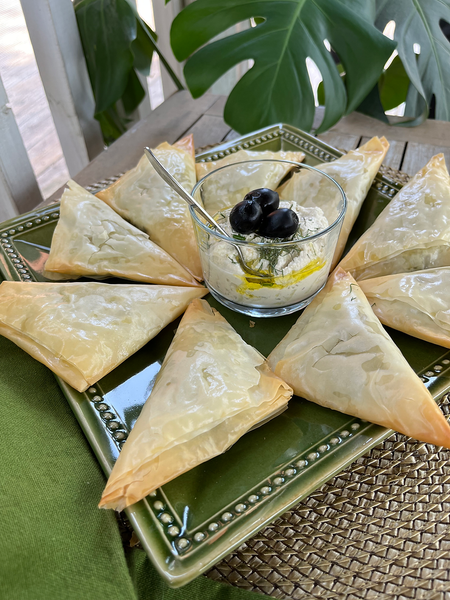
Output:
[1, 124, 450, 587]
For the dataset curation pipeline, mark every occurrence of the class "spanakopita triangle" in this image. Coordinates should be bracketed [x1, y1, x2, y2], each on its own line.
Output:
[359, 268, 450, 349]
[339, 154, 450, 280]
[268, 268, 450, 448]
[195, 149, 305, 214]
[44, 180, 200, 287]
[279, 137, 389, 267]
[100, 299, 293, 511]
[0, 281, 207, 393]
[96, 135, 202, 279]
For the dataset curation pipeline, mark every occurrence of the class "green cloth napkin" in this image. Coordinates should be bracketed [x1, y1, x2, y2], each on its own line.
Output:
[0, 334, 257, 600]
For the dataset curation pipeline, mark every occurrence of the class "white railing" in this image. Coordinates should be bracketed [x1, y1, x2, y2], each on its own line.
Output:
[0, 76, 43, 220]
[0, 0, 178, 219]
[20, 0, 104, 175]
[0, 0, 249, 220]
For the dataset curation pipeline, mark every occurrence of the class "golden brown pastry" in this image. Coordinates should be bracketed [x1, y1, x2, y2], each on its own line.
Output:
[195, 149, 305, 214]
[45, 180, 199, 287]
[0, 281, 207, 392]
[268, 268, 450, 448]
[96, 136, 201, 279]
[279, 137, 389, 267]
[359, 268, 450, 348]
[339, 154, 450, 280]
[100, 299, 293, 510]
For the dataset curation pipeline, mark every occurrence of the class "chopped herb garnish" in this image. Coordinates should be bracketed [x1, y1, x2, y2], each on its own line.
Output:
[252, 243, 302, 275]
[302, 228, 320, 238]
[348, 284, 358, 301]
[232, 234, 246, 241]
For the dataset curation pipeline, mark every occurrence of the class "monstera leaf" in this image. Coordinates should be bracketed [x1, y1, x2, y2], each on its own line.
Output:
[171, 0, 395, 133]
[318, 55, 409, 121]
[75, 0, 183, 143]
[376, 0, 450, 123]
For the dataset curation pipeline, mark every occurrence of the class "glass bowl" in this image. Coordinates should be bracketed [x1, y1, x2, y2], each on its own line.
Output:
[191, 159, 346, 317]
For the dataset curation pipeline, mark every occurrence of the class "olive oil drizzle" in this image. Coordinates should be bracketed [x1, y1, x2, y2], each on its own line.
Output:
[239, 257, 326, 292]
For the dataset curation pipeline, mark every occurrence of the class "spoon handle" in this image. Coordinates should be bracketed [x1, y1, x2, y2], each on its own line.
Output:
[144, 148, 229, 237]
[144, 147, 272, 280]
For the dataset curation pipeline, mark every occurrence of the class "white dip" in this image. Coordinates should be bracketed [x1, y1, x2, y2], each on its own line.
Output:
[201, 201, 331, 308]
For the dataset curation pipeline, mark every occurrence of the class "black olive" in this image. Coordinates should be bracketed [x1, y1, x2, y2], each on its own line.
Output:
[244, 188, 279, 216]
[258, 208, 299, 238]
[230, 199, 263, 234]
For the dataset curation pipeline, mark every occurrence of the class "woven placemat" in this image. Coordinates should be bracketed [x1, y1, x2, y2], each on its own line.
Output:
[206, 401, 450, 599]
[203, 164, 449, 599]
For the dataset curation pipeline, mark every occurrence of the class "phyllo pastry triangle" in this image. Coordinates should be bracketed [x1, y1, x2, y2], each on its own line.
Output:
[339, 154, 450, 280]
[0, 281, 207, 393]
[45, 180, 200, 287]
[195, 149, 305, 214]
[279, 137, 389, 268]
[268, 268, 450, 448]
[99, 299, 293, 510]
[360, 268, 450, 348]
[96, 135, 201, 279]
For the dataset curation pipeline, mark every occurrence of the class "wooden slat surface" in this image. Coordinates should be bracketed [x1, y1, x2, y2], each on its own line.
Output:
[47, 91, 218, 203]
[380, 140, 406, 171]
[319, 107, 450, 146]
[317, 132, 360, 152]
[185, 114, 231, 150]
[42, 92, 450, 208]
[401, 142, 450, 175]
[205, 96, 227, 117]
[223, 129, 241, 142]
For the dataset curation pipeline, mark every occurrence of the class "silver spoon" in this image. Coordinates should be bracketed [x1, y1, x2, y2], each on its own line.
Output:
[144, 147, 272, 280]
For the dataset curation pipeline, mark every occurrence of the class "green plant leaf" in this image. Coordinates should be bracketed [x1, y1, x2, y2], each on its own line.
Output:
[353, 55, 410, 123]
[95, 107, 128, 146]
[129, 7, 184, 90]
[356, 83, 389, 122]
[317, 64, 345, 106]
[75, 0, 137, 114]
[376, 0, 450, 122]
[378, 54, 410, 111]
[75, 0, 182, 143]
[132, 18, 157, 76]
[121, 70, 146, 114]
[328, 55, 409, 123]
[126, 1, 184, 90]
[171, 0, 395, 134]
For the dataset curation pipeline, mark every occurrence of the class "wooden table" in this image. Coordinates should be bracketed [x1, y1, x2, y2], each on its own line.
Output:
[46, 90, 450, 205]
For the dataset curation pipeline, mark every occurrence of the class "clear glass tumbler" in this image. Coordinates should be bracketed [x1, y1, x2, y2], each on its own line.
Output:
[191, 160, 346, 317]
